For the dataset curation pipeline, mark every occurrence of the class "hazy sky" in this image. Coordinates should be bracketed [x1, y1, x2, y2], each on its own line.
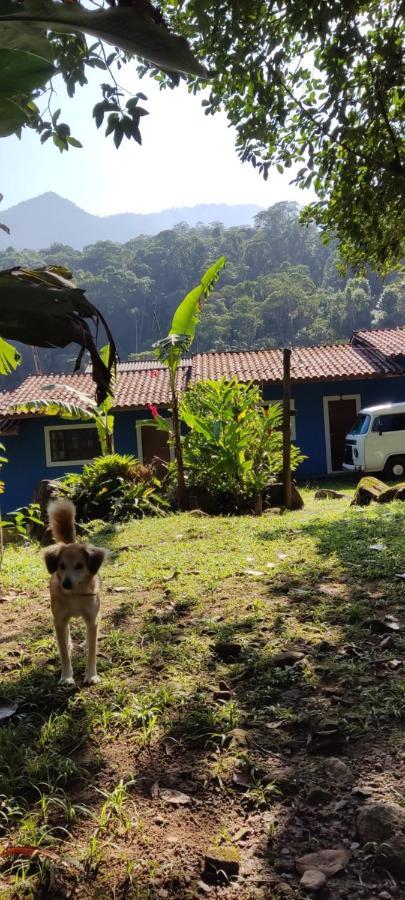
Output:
[0, 64, 312, 216]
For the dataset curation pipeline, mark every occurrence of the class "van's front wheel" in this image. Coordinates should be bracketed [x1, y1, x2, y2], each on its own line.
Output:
[384, 456, 405, 480]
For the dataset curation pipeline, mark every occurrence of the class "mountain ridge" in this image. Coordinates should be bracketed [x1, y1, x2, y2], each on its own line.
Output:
[0, 192, 263, 250]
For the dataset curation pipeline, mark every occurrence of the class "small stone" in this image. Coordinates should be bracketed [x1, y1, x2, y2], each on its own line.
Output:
[213, 689, 232, 701]
[300, 869, 327, 891]
[306, 787, 333, 806]
[214, 641, 242, 661]
[203, 846, 240, 883]
[234, 827, 251, 842]
[296, 847, 350, 877]
[324, 757, 352, 785]
[357, 801, 405, 843]
[227, 727, 254, 749]
[158, 787, 191, 806]
[366, 618, 400, 634]
[315, 489, 347, 500]
[270, 650, 305, 667]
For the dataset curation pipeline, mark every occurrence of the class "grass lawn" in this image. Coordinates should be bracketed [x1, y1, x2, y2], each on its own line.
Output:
[0, 485, 404, 898]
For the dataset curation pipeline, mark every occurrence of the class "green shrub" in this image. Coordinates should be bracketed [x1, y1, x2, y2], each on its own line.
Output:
[180, 378, 304, 508]
[61, 454, 167, 523]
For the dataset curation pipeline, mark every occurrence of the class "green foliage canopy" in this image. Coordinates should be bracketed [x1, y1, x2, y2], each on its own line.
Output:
[156, 0, 404, 272]
[2, 203, 402, 385]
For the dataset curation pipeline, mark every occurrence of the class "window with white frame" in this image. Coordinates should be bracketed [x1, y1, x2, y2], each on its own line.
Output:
[44, 424, 101, 467]
[264, 399, 296, 440]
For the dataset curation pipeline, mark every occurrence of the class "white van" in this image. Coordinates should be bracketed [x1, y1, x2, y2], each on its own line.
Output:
[343, 402, 405, 479]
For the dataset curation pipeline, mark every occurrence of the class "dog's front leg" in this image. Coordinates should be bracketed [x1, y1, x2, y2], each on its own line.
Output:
[54, 620, 74, 685]
[84, 619, 99, 685]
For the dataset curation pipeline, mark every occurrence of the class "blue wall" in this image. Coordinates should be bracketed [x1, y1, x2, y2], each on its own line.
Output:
[2, 376, 405, 510]
[1, 410, 146, 513]
[263, 376, 405, 477]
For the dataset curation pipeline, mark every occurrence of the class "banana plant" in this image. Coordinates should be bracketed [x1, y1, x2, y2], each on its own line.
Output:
[151, 256, 226, 509]
[11, 347, 116, 455]
[0, 266, 117, 402]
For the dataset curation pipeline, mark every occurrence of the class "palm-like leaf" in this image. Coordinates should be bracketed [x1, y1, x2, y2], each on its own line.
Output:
[0, 336, 21, 375]
[0, 1, 207, 77]
[169, 256, 226, 341]
[0, 266, 117, 403]
[10, 398, 93, 420]
[153, 257, 226, 369]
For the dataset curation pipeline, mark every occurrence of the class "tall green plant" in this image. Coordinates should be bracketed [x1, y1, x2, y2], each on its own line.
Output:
[180, 378, 305, 509]
[151, 256, 226, 509]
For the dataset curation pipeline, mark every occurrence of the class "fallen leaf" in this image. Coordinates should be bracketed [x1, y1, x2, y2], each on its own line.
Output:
[0, 845, 59, 861]
[159, 788, 190, 806]
[113, 586, 127, 593]
[266, 562, 276, 569]
[295, 847, 350, 877]
[0, 700, 18, 721]
[245, 569, 264, 577]
[162, 570, 179, 583]
[232, 770, 251, 789]
[277, 553, 288, 560]
[369, 543, 386, 551]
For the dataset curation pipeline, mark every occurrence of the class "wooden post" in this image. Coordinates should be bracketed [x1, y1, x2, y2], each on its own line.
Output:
[282, 348, 292, 510]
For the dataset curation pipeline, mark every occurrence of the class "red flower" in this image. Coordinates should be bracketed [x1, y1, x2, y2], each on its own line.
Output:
[150, 370, 158, 378]
[147, 402, 159, 419]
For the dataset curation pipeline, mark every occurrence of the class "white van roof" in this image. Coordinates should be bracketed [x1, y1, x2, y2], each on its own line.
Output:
[361, 402, 405, 414]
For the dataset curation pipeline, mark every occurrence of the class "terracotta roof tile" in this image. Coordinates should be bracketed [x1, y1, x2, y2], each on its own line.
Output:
[191, 341, 401, 384]
[353, 326, 405, 359]
[0, 364, 190, 417]
[0, 327, 403, 418]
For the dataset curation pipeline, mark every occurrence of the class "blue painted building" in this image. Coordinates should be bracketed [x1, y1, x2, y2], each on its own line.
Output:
[0, 326, 404, 512]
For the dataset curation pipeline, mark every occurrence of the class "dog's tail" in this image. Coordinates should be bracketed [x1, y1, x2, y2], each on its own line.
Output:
[48, 499, 76, 544]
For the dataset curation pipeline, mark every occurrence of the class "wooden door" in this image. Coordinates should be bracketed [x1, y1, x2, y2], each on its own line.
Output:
[140, 425, 171, 476]
[327, 398, 358, 471]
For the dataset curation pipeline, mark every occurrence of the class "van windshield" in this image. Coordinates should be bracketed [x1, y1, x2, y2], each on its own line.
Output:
[348, 414, 371, 435]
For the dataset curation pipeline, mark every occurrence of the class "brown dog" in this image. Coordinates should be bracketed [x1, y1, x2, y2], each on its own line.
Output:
[44, 500, 106, 685]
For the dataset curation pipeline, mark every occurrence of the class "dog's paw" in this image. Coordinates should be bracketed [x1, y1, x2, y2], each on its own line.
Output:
[60, 675, 75, 686]
[84, 673, 100, 685]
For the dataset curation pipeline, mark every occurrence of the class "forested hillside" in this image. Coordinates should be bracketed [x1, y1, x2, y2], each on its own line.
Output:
[1, 202, 403, 383]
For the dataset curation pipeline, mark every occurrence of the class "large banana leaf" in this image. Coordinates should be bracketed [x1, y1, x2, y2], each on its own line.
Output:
[0, 266, 117, 403]
[10, 398, 93, 419]
[0, 335, 21, 375]
[153, 256, 226, 372]
[0, 0, 207, 77]
[170, 256, 226, 340]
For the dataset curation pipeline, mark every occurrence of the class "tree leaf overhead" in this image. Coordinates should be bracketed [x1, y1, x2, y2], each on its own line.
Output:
[0, 0, 207, 76]
[0, 266, 117, 402]
[157, 0, 404, 272]
[0, 48, 55, 96]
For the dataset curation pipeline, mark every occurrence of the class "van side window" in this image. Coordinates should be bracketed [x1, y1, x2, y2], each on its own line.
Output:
[372, 414, 405, 433]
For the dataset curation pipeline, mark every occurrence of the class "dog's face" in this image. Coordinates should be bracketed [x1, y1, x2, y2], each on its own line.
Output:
[44, 543, 106, 592]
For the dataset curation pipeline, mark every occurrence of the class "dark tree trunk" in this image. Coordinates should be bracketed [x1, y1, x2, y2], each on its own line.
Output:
[282, 347, 293, 510]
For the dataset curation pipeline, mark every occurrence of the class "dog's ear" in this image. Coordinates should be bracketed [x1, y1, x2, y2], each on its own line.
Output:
[84, 545, 107, 575]
[43, 544, 61, 574]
